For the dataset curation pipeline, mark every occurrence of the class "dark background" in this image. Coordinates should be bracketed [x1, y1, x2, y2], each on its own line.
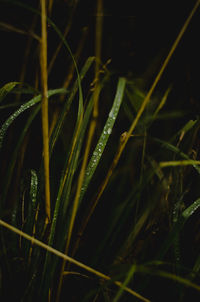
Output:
[1, 0, 200, 95]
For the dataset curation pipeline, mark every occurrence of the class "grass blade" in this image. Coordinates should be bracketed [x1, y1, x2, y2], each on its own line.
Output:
[157, 197, 200, 260]
[0, 105, 40, 209]
[0, 219, 150, 302]
[49, 57, 95, 154]
[79, 77, 126, 203]
[40, 0, 50, 222]
[0, 82, 19, 103]
[0, 88, 67, 150]
[113, 264, 136, 302]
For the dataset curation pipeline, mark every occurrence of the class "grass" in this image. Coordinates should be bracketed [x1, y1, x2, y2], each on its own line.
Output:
[1, 0, 200, 301]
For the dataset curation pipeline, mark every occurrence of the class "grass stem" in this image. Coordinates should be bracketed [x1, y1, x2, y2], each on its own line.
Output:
[40, 0, 51, 223]
[56, 1, 104, 299]
[80, 0, 200, 231]
[0, 219, 150, 302]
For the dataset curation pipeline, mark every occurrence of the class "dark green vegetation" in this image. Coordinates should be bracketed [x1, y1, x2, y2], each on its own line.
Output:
[1, 1, 200, 301]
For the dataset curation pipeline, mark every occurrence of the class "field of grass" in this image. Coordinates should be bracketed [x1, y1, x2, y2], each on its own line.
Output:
[1, 1, 200, 301]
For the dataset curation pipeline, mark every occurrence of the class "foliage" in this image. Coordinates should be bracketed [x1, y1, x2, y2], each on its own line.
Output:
[1, 1, 200, 302]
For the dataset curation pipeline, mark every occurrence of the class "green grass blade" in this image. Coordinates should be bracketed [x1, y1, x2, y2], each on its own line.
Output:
[0, 102, 26, 109]
[21, 169, 39, 259]
[113, 264, 136, 302]
[0, 89, 66, 210]
[0, 218, 151, 302]
[79, 77, 126, 203]
[0, 88, 67, 150]
[26, 169, 38, 235]
[40, 90, 95, 298]
[5, 0, 86, 143]
[152, 136, 200, 174]
[138, 263, 200, 292]
[152, 86, 172, 118]
[50, 74, 99, 240]
[49, 57, 95, 154]
[159, 160, 200, 168]
[0, 82, 19, 103]
[29, 169, 38, 213]
[157, 197, 200, 260]
[190, 254, 200, 280]
[38, 57, 94, 300]
[0, 106, 40, 209]
[171, 119, 198, 142]
[54, 93, 94, 236]
[60, 94, 96, 220]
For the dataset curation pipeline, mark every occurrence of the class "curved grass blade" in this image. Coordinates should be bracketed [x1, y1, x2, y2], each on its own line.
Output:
[27, 169, 38, 262]
[0, 219, 151, 302]
[0, 88, 67, 150]
[79, 77, 126, 204]
[21, 169, 38, 259]
[66, 78, 126, 255]
[40, 89, 96, 299]
[170, 119, 198, 142]
[190, 253, 200, 280]
[37, 59, 94, 300]
[26, 169, 38, 235]
[4, 0, 86, 151]
[138, 263, 200, 293]
[52, 92, 95, 240]
[0, 82, 19, 103]
[29, 170, 38, 214]
[159, 160, 200, 168]
[152, 136, 200, 174]
[157, 197, 200, 260]
[50, 69, 100, 244]
[49, 57, 95, 154]
[155, 270, 200, 292]
[0, 89, 66, 209]
[0, 105, 40, 209]
[11, 86, 39, 95]
[152, 86, 172, 119]
[70, 78, 126, 262]
[113, 264, 136, 302]
[60, 93, 95, 219]
[0, 102, 26, 109]
[91, 167, 156, 266]
[83, 0, 200, 235]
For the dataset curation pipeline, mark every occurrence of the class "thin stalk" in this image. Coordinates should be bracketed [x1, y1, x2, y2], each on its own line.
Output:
[40, 0, 51, 222]
[56, 85, 101, 302]
[48, 0, 54, 15]
[49, 27, 88, 137]
[68, 0, 103, 255]
[61, 27, 88, 92]
[56, 1, 104, 299]
[159, 160, 200, 168]
[94, 0, 103, 118]
[76, 0, 200, 240]
[48, 1, 78, 74]
[0, 219, 150, 302]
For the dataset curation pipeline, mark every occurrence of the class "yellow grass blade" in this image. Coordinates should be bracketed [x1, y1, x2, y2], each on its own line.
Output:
[0, 219, 150, 302]
[40, 0, 51, 222]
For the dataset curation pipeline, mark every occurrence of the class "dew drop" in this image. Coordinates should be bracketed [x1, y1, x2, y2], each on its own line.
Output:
[109, 111, 114, 118]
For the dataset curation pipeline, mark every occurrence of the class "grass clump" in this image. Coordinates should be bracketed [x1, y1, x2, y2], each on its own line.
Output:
[1, 1, 200, 301]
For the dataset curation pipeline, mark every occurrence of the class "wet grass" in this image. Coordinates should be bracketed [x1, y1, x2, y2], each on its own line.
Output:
[1, 1, 200, 301]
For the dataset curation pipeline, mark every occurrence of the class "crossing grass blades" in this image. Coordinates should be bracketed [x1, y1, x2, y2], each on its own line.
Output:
[1, 0, 200, 301]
